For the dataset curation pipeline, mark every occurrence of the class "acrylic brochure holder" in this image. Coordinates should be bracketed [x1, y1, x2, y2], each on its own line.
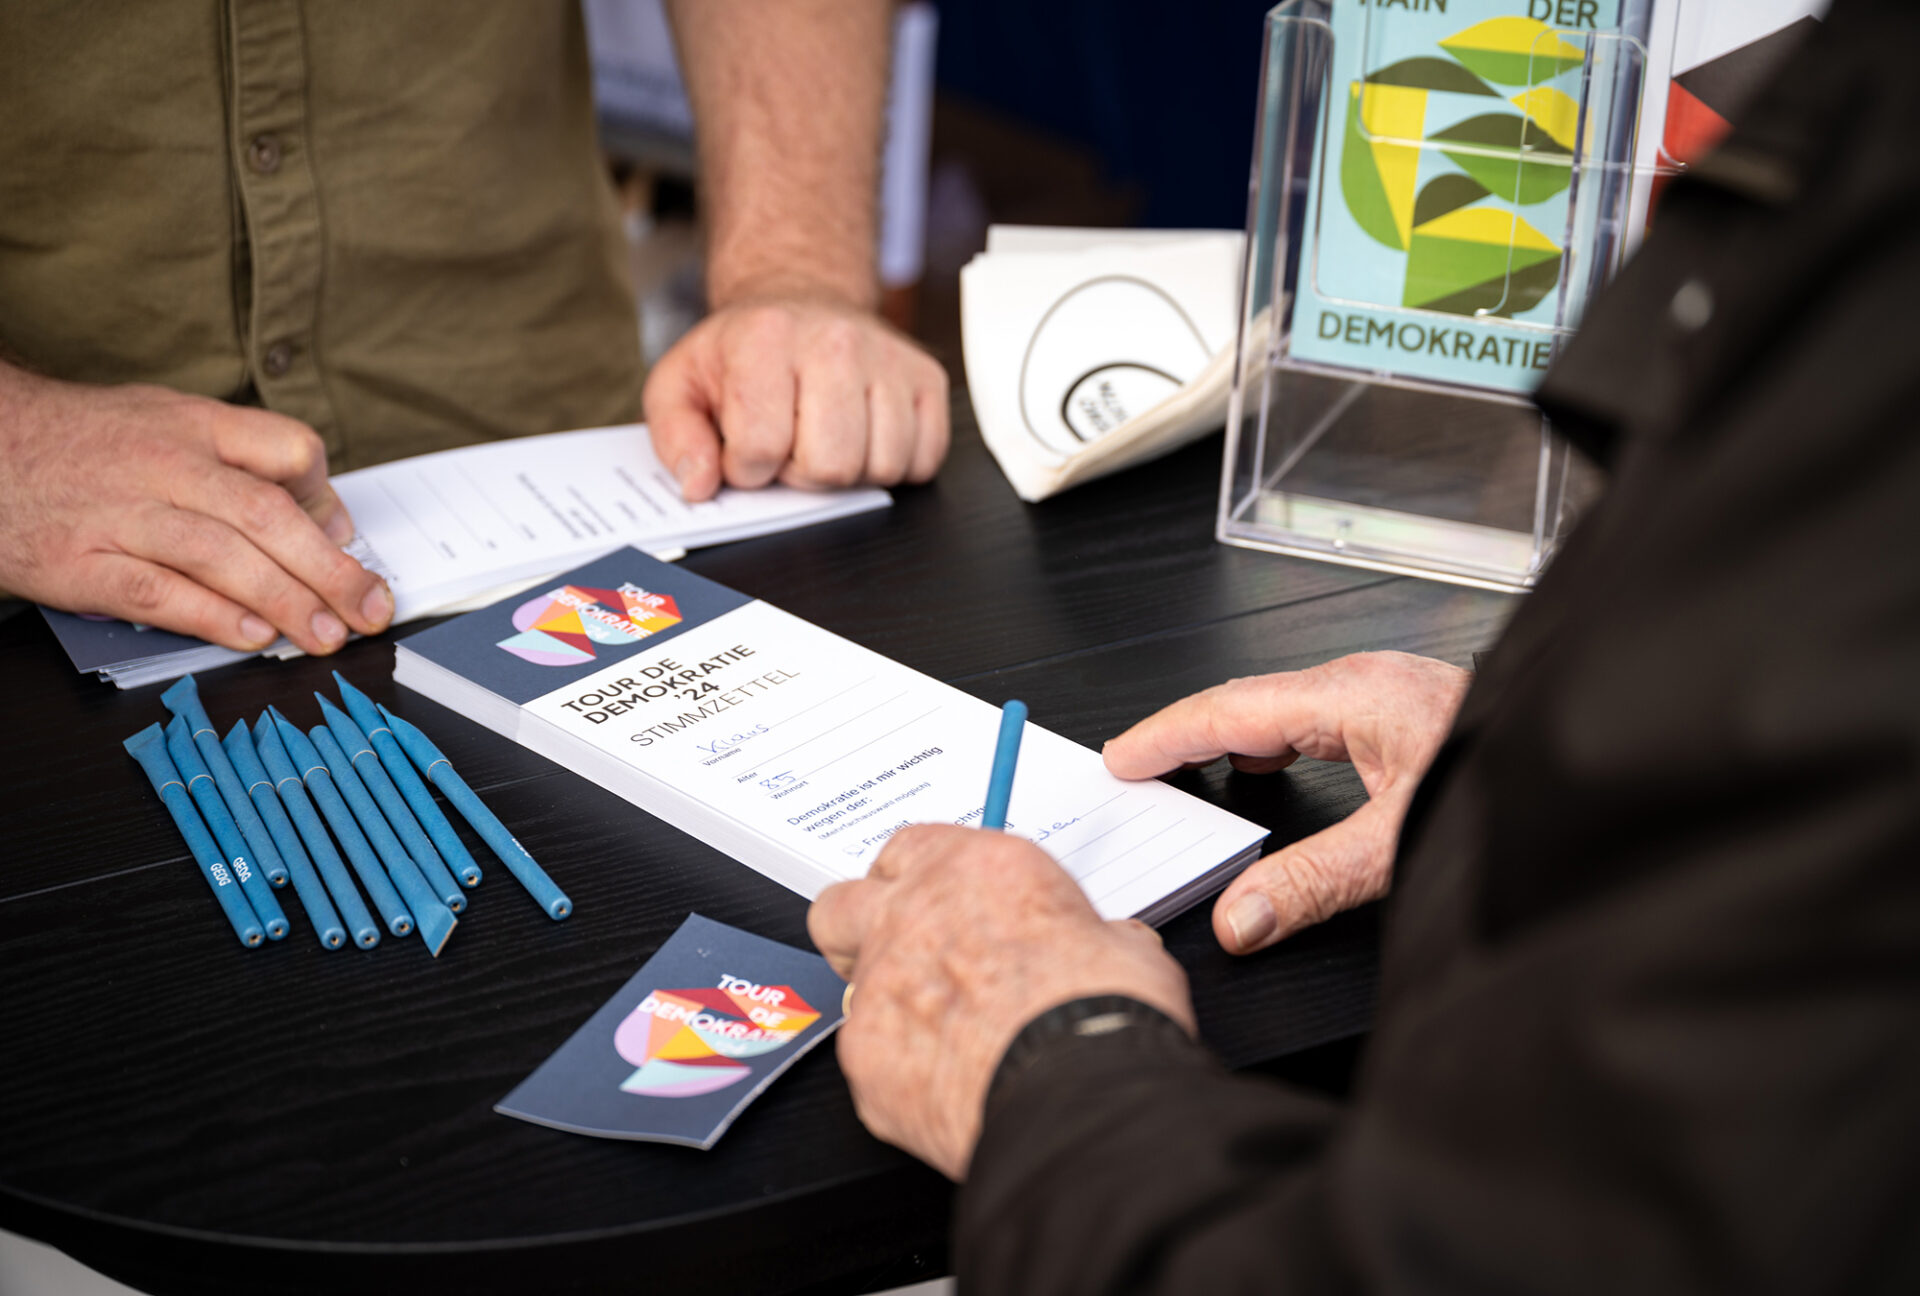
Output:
[1219, 0, 1651, 592]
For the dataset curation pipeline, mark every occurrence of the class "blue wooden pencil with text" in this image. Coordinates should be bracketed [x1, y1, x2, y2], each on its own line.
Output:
[124, 724, 264, 948]
[269, 709, 416, 941]
[164, 715, 288, 940]
[224, 719, 347, 950]
[980, 700, 1028, 831]
[162, 675, 288, 888]
[379, 704, 572, 920]
[317, 692, 466, 912]
[254, 715, 381, 950]
[334, 672, 483, 890]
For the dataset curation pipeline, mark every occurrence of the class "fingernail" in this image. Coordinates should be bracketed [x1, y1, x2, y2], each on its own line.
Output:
[323, 509, 355, 545]
[240, 614, 275, 648]
[312, 610, 346, 648]
[1227, 893, 1276, 952]
[673, 455, 714, 500]
[361, 582, 393, 629]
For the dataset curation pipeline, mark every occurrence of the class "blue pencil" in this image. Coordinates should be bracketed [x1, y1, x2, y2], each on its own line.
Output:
[254, 715, 381, 949]
[316, 693, 465, 913]
[335, 673, 482, 889]
[980, 700, 1028, 831]
[162, 675, 289, 888]
[224, 719, 346, 950]
[124, 724, 264, 948]
[164, 715, 288, 940]
[310, 725, 458, 958]
[270, 709, 414, 941]
[380, 705, 572, 920]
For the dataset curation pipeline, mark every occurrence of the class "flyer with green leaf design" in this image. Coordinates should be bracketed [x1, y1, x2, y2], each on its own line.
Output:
[1288, 0, 1626, 393]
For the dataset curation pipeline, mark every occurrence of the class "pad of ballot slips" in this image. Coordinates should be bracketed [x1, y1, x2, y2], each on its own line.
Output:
[46, 424, 890, 689]
[123, 672, 569, 956]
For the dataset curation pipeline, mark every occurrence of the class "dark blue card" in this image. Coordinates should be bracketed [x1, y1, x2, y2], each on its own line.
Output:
[397, 547, 755, 706]
[496, 913, 846, 1149]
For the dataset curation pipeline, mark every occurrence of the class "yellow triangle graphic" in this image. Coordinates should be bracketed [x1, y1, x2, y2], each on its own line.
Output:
[1359, 83, 1426, 250]
[1510, 86, 1579, 151]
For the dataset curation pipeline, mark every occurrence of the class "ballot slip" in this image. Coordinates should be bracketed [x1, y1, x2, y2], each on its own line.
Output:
[394, 547, 1267, 923]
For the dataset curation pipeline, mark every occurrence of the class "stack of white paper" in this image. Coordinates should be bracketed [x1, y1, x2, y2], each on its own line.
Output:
[41, 425, 889, 689]
[395, 546, 1267, 924]
[961, 226, 1245, 502]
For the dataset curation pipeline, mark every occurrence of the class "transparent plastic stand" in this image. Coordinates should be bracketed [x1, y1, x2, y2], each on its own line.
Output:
[1219, 0, 1651, 592]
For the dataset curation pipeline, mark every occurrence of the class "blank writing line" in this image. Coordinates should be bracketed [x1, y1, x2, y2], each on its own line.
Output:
[378, 479, 440, 552]
[1093, 828, 1217, 900]
[757, 687, 906, 768]
[1056, 806, 1154, 864]
[798, 706, 942, 780]
[455, 463, 526, 536]
[756, 675, 877, 744]
[1076, 818, 1181, 886]
[424, 475, 487, 548]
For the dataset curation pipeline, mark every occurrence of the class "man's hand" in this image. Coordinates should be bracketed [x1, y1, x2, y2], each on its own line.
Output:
[657, 0, 950, 502]
[644, 294, 949, 501]
[0, 365, 393, 655]
[809, 825, 1195, 1180]
[1105, 652, 1471, 955]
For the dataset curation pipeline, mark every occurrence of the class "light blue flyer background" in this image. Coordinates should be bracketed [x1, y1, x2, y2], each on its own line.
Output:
[1287, 0, 1627, 394]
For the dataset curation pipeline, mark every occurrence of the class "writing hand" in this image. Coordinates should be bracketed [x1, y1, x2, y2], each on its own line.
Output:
[0, 366, 393, 655]
[809, 825, 1194, 1179]
[1104, 652, 1471, 955]
[643, 294, 950, 502]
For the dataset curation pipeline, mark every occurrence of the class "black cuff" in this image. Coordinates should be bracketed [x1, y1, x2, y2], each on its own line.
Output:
[985, 995, 1200, 1120]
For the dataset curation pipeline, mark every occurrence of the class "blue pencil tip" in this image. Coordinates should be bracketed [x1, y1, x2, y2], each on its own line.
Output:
[418, 905, 457, 958]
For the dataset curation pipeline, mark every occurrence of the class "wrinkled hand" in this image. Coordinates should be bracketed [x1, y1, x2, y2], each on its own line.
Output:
[809, 825, 1194, 1180]
[643, 294, 949, 501]
[1105, 652, 1471, 955]
[0, 367, 393, 655]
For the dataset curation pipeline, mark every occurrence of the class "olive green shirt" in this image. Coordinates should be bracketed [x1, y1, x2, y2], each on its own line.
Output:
[0, 2, 642, 470]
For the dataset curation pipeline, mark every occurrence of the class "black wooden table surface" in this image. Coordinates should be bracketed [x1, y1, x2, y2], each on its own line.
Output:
[0, 406, 1514, 1295]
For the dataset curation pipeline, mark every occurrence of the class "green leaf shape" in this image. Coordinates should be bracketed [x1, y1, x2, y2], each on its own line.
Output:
[1363, 57, 1499, 96]
[1404, 238, 1561, 317]
[1430, 113, 1572, 206]
[1339, 87, 1404, 251]
[1412, 173, 1492, 228]
[1442, 46, 1583, 88]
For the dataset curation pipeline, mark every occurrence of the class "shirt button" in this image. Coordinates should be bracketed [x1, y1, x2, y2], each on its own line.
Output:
[1669, 279, 1715, 332]
[248, 133, 283, 174]
[262, 342, 293, 378]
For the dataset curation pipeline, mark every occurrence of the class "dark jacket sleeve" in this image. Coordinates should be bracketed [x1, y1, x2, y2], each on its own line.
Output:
[959, 1021, 1351, 1295]
[957, 3, 1920, 1291]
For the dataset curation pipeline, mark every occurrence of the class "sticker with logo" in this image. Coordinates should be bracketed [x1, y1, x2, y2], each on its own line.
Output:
[497, 584, 684, 666]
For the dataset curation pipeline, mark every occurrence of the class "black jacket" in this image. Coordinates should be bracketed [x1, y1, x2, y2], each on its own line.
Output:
[957, 2, 1920, 1289]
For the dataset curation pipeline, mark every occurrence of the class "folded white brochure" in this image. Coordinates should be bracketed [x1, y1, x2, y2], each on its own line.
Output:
[395, 546, 1266, 923]
[961, 226, 1245, 502]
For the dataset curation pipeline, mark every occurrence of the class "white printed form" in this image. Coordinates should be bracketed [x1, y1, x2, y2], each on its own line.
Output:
[333, 427, 887, 618]
[522, 603, 1267, 917]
